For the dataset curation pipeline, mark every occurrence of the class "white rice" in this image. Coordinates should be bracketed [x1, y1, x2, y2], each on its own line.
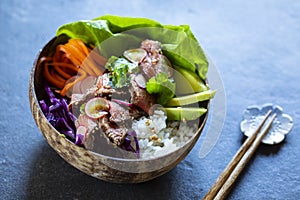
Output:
[132, 110, 198, 159]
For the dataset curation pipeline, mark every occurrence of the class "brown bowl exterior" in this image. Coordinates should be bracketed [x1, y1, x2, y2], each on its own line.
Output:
[29, 37, 209, 183]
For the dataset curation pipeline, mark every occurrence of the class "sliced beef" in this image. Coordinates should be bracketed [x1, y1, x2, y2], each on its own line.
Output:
[129, 78, 156, 114]
[129, 106, 147, 119]
[141, 39, 162, 57]
[108, 101, 131, 124]
[99, 116, 128, 146]
[155, 55, 173, 77]
[86, 130, 132, 158]
[139, 61, 156, 79]
[139, 39, 173, 79]
[95, 73, 115, 97]
[105, 126, 128, 146]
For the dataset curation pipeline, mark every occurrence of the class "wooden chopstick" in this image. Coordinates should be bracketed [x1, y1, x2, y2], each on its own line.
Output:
[203, 110, 276, 200]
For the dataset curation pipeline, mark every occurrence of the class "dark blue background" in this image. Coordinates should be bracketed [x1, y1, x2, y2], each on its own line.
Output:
[1, 0, 299, 199]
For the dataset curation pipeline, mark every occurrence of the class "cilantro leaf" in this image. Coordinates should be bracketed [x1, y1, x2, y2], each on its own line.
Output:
[105, 56, 139, 88]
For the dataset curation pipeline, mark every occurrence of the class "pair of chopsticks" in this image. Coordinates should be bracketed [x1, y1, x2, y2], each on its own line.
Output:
[203, 110, 277, 200]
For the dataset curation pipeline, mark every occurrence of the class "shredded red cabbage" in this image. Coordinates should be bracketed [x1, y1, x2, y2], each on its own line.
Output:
[39, 85, 77, 141]
[121, 130, 140, 158]
[75, 132, 85, 146]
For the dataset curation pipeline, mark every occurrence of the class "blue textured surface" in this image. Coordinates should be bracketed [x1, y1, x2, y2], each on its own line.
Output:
[1, 0, 300, 199]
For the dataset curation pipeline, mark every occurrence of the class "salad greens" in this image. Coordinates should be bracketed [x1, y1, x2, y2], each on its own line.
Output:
[56, 15, 208, 80]
[105, 56, 139, 88]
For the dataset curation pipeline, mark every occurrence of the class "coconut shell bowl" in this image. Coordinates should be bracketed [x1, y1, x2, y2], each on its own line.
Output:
[29, 36, 210, 183]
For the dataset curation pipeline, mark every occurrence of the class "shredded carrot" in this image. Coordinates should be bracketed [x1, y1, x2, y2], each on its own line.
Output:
[38, 38, 107, 96]
[52, 62, 78, 78]
[42, 60, 65, 89]
[53, 63, 72, 79]
[70, 39, 90, 55]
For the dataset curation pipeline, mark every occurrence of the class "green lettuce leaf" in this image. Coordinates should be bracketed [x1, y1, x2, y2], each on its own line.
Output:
[56, 15, 208, 80]
[93, 15, 162, 33]
[56, 20, 113, 45]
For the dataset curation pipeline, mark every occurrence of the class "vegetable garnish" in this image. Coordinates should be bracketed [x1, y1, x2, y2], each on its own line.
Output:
[40, 84, 77, 141]
[105, 56, 139, 88]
